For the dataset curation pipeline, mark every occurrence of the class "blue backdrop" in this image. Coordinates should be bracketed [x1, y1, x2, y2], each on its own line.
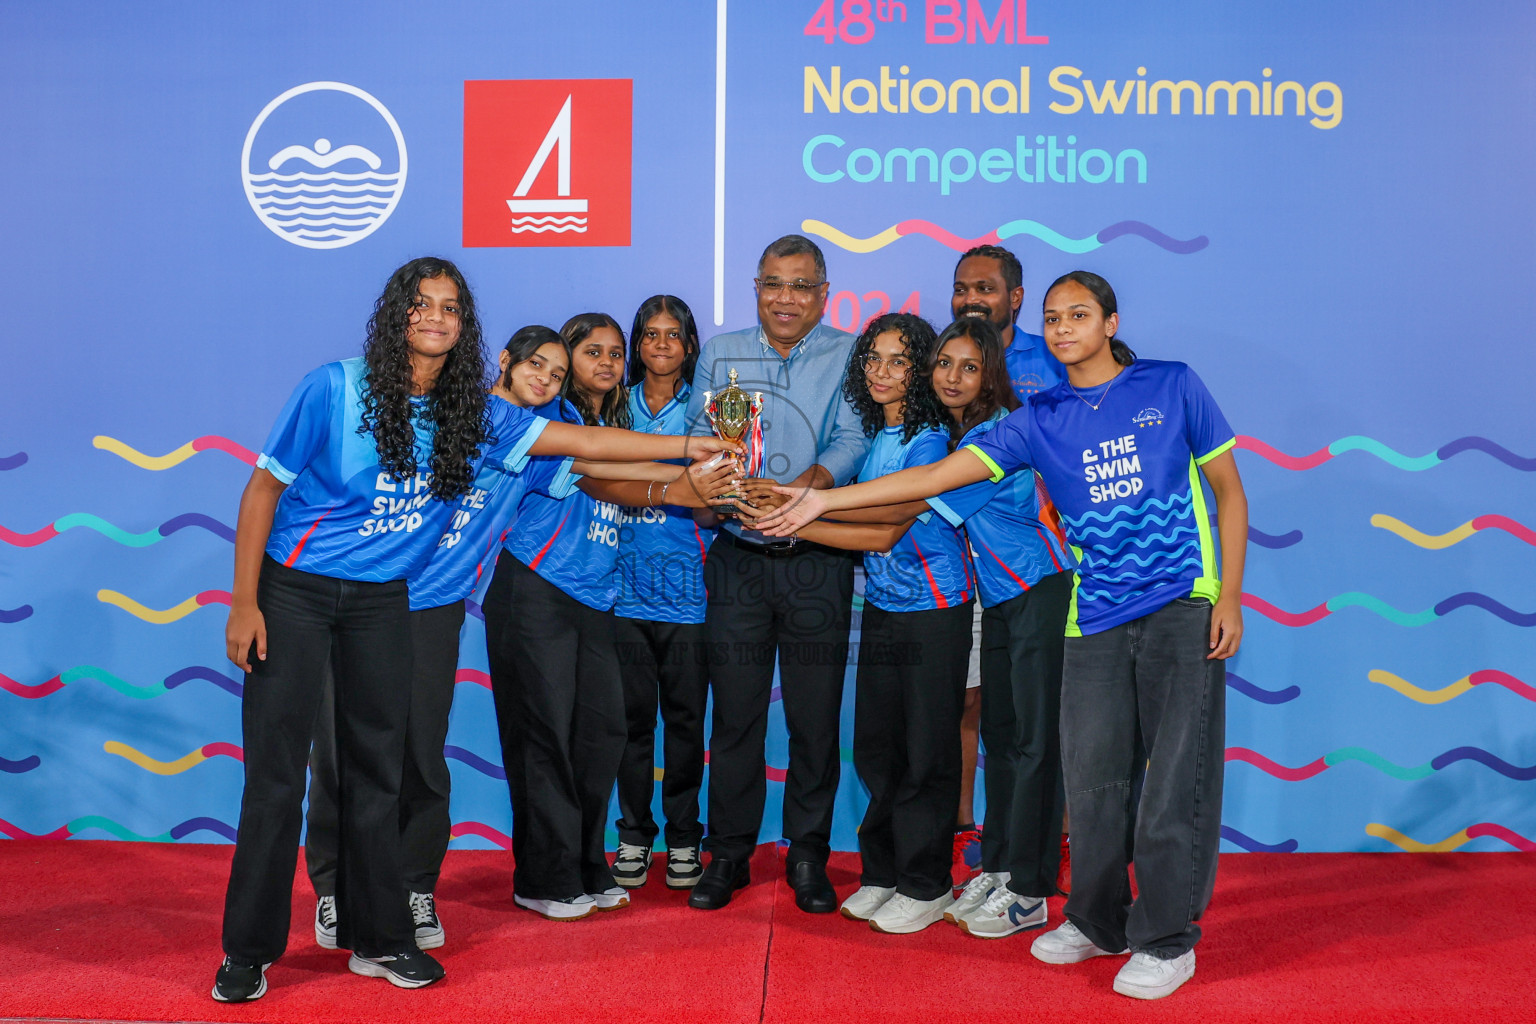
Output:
[3, 0, 1533, 856]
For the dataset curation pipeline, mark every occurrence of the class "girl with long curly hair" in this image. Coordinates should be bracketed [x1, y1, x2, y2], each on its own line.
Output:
[737, 312, 975, 935]
[214, 261, 737, 1003]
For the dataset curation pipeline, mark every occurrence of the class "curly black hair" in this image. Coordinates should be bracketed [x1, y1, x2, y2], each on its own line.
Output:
[841, 312, 950, 444]
[560, 313, 632, 429]
[357, 256, 490, 501]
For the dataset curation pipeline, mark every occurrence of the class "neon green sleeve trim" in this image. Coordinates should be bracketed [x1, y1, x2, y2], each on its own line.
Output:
[1195, 436, 1236, 466]
[964, 444, 1006, 484]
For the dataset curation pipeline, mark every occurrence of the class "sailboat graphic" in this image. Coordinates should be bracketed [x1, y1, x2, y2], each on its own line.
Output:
[507, 96, 587, 234]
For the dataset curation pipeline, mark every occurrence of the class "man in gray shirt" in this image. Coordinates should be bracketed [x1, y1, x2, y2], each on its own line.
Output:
[685, 234, 869, 913]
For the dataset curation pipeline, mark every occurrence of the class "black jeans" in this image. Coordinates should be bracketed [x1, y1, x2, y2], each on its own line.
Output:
[306, 600, 465, 897]
[222, 556, 416, 961]
[853, 601, 973, 901]
[483, 552, 625, 898]
[702, 535, 855, 865]
[1060, 596, 1225, 958]
[613, 616, 710, 850]
[978, 570, 1071, 898]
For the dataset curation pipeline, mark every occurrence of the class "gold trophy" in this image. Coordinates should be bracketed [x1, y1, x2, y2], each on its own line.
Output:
[701, 369, 764, 517]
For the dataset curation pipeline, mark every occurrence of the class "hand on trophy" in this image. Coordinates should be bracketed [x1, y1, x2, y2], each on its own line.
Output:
[729, 478, 789, 524]
[685, 456, 742, 506]
[750, 484, 828, 536]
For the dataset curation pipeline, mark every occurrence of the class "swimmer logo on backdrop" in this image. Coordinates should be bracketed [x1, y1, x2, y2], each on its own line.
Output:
[241, 82, 407, 249]
[463, 79, 632, 247]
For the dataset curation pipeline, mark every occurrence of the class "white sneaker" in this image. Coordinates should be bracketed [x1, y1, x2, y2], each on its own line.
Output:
[408, 890, 444, 949]
[959, 886, 1047, 938]
[1113, 949, 1196, 1000]
[1030, 919, 1129, 964]
[839, 885, 897, 921]
[946, 870, 1003, 924]
[611, 842, 652, 888]
[314, 895, 338, 949]
[514, 892, 597, 921]
[590, 886, 631, 911]
[869, 892, 954, 935]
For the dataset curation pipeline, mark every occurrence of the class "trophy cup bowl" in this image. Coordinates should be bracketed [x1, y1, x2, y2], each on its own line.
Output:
[702, 369, 763, 519]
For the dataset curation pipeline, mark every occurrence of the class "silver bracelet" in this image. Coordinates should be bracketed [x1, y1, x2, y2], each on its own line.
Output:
[660, 479, 672, 506]
[646, 480, 657, 506]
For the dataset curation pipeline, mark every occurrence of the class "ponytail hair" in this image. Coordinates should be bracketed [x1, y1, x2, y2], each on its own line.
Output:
[1045, 270, 1136, 366]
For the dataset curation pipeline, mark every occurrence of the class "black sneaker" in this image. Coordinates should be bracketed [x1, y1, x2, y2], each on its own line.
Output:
[211, 956, 269, 1002]
[666, 845, 704, 888]
[409, 891, 444, 949]
[348, 949, 445, 989]
[611, 842, 652, 887]
[315, 894, 338, 949]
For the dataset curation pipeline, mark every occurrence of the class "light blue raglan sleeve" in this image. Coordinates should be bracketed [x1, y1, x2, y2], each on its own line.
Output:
[256, 365, 335, 485]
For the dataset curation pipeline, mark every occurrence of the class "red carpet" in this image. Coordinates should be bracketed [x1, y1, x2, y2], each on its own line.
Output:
[1, 843, 1531, 1023]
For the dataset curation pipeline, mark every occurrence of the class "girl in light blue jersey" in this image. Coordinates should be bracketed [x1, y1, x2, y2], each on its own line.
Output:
[753, 271, 1248, 1001]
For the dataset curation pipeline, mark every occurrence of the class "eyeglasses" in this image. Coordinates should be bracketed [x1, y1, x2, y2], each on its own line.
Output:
[861, 351, 911, 373]
[755, 277, 824, 298]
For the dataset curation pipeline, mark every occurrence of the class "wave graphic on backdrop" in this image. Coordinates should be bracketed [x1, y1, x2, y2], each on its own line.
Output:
[510, 215, 588, 234]
[1366, 822, 1536, 853]
[0, 754, 40, 774]
[0, 453, 26, 471]
[0, 606, 33, 624]
[1228, 746, 1536, 781]
[0, 816, 238, 842]
[803, 218, 1208, 255]
[93, 435, 256, 469]
[1, 512, 234, 547]
[103, 741, 243, 775]
[1237, 435, 1536, 471]
[1368, 669, 1536, 704]
[0, 665, 242, 700]
[1226, 672, 1300, 704]
[1219, 826, 1298, 853]
[1248, 526, 1303, 549]
[454, 669, 492, 689]
[1371, 513, 1536, 549]
[250, 166, 401, 246]
[448, 821, 512, 848]
[1242, 592, 1536, 628]
[97, 589, 232, 623]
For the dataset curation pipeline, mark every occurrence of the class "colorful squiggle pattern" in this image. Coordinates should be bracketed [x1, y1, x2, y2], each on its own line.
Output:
[465, 600, 484, 622]
[1, 512, 234, 547]
[0, 453, 26, 471]
[97, 589, 231, 623]
[1368, 669, 1536, 704]
[0, 665, 242, 699]
[802, 218, 1208, 255]
[92, 435, 257, 470]
[1237, 435, 1536, 471]
[1226, 672, 1300, 705]
[454, 669, 492, 689]
[1371, 513, 1536, 550]
[1366, 822, 1535, 853]
[0, 815, 237, 842]
[1243, 592, 1536, 628]
[1227, 746, 1536, 781]
[0, 606, 33, 624]
[0, 754, 40, 773]
[1248, 527, 1302, 550]
[1219, 826, 1298, 853]
[444, 745, 506, 781]
[448, 820, 511, 848]
[102, 741, 243, 775]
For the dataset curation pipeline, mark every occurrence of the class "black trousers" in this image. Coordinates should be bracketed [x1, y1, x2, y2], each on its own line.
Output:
[854, 601, 973, 901]
[613, 616, 710, 849]
[1060, 597, 1226, 958]
[306, 600, 465, 897]
[222, 556, 416, 961]
[483, 552, 625, 898]
[702, 536, 855, 865]
[978, 570, 1071, 899]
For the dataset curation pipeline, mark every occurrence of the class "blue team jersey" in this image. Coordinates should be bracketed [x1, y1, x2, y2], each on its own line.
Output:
[927, 410, 1075, 609]
[258, 358, 547, 583]
[409, 398, 577, 611]
[1005, 329, 1064, 401]
[614, 383, 715, 624]
[968, 359, 1236, 636]
[504, 399, 623, 611]
[858, 426, 973, 613]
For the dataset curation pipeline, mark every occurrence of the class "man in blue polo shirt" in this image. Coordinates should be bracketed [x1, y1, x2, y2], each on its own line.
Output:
[951, 243, 1063, 401]
[685, 234, 869, 913]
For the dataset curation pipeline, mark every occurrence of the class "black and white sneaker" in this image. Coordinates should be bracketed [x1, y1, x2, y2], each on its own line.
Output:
[666, 846, 704, 889]
[611, 842, 652, 888]
[314, 894, 338, 949]
[347, 949, 445, 990]
[211, 956, 269, 1002]
[409, 891, 444, 950]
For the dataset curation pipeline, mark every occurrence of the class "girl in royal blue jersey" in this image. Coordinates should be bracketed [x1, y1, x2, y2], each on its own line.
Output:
[609, 296, 717, 891]
[214, 261, 737, 1003]
[754, 272, 1247, 1001]
[740, 313, 974, 935]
